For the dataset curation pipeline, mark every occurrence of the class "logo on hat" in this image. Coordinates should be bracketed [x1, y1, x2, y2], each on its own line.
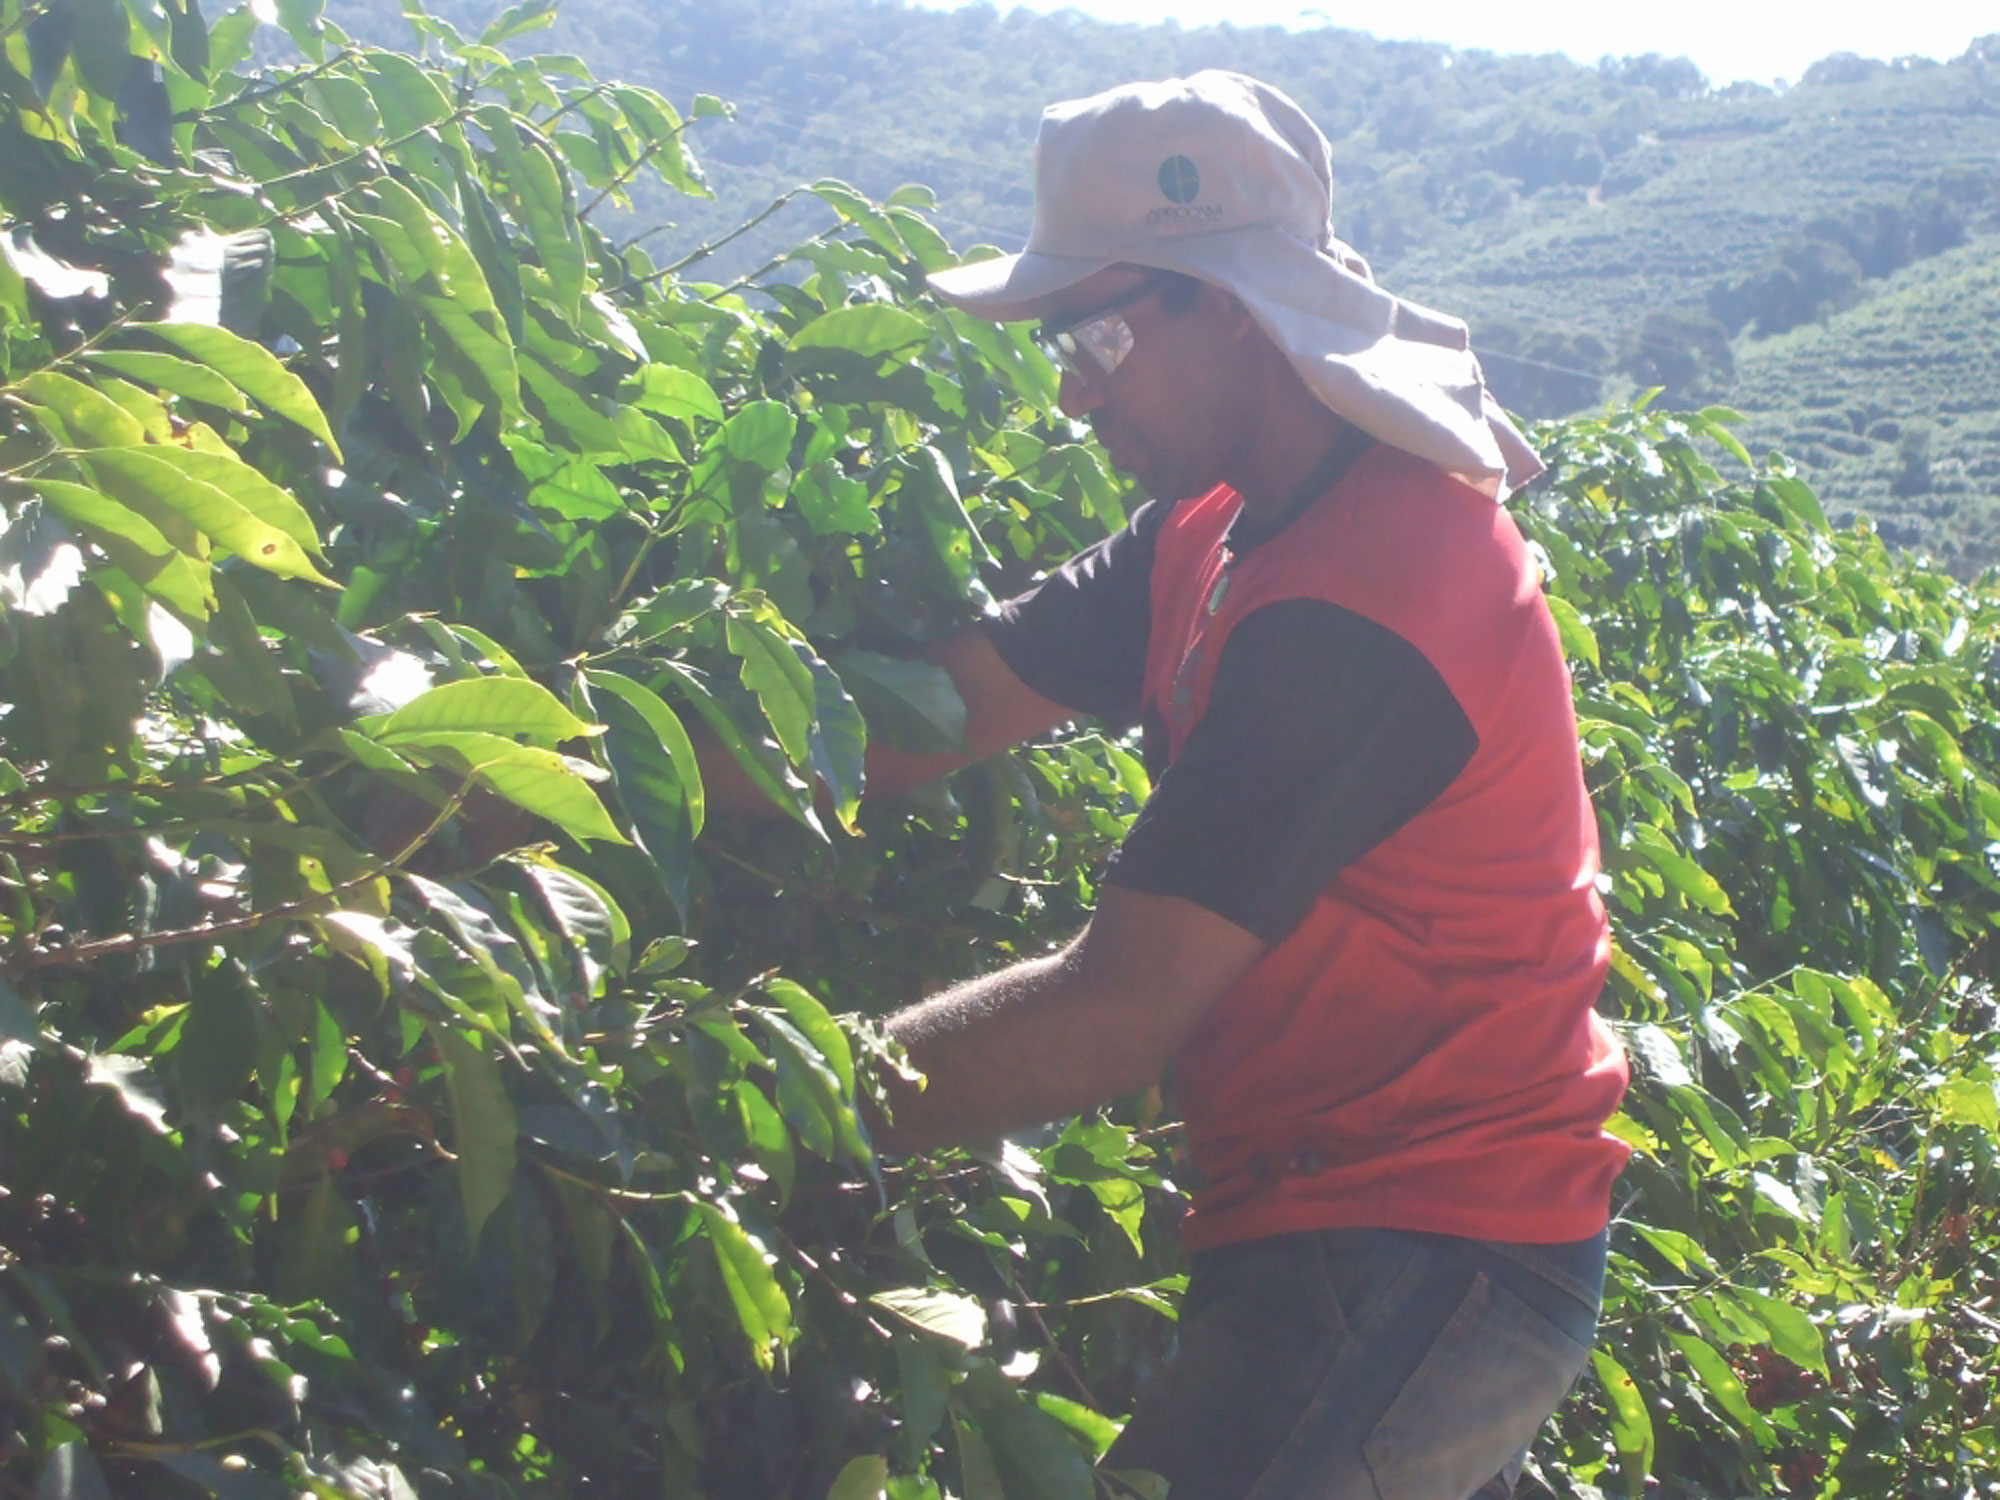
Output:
[1158, 155, 1201, 205]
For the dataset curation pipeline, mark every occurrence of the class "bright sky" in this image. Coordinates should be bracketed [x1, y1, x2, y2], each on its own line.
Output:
[911, 1, 1993, 87]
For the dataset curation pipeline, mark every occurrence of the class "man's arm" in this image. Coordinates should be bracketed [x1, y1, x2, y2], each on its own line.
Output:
[875, 885, 1265, 1152]
[862, 629, 1077, 798]
[697, 628, 1080, 813]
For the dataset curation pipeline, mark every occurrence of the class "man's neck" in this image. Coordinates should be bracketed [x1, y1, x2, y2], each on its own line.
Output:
[1224, 393, 1360, 524]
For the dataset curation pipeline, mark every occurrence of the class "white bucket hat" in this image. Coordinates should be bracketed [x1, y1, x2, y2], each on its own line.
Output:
[928, 71, 1543, 494]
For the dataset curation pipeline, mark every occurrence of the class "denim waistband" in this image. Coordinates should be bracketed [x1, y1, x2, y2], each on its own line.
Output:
[1476, 1229, 1608, 1311]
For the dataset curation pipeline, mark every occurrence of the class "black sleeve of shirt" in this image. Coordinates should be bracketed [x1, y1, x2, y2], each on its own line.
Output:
[1104, 598, 1478, 945]
[977, 499, 1168, 730]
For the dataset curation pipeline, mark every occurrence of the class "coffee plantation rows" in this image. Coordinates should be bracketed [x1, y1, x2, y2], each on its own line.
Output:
[0, 4, 1996, 1497]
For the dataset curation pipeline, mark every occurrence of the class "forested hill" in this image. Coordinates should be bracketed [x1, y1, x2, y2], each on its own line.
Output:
[329, 0, 2000, 571]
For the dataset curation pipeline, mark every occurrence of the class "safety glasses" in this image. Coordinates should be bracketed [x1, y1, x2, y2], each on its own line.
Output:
[1035, 273, 1173, 383]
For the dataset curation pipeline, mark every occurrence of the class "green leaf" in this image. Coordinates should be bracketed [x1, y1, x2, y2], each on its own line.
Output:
[837, 650, 967, 754]
[959, 1361, 1095, 1500]
[119, 441, 326, 562]
[898, 445, 995, 589]
[480, 0, 557, 44]
[79, 349, 250, 412]
[736, 1079, 797, 1205]
[1035, 1394, 1122, 1458]
[520, 355, 625, 454]
[727, 608, 816, 767]
[81, 445, 330, 583]
[371, 676, 598, 747]
[17, 370, 148, 447]
[754, 1008, 849, 1159]
[178, 977, 258, 1109]
[655, 660, 823, 837]
[807, 179, 906, 256]
[520, 861, 627, 993]
[806, 649, 867, 831]
[583, 669, 705, 838]
[1625, 824, 1733, 914]
[1764, 474, 1829, 533]
[609, 85, 708, 197]
[394, 732, 625, 845]
[825, 1456, 888, 1500]
[870, 1287, 986, 1349]
[722, 400, 797, 470]
[431, 1025, 518, 1248]
[473, 108, 584, 319]
[1735, 1290, 1826, 1374]
[1668, 1332, 1771, 1439]
[141, 323, 342, 458]
[27, 478, 214, 619]
[1591, 1349, 1654, 1499]
[309, 999, 348, 1113]
[789, 304, 930, 360]
[696, 1203, 789, 1370]
[626, 363, 723, 424]
[408, 874, 552, 1039]
[356, 49, 455, 137]
[1544, 593, 1599, 669]
[1935, 1076, 1999, 1136]
[953, 1416, 1006, 1500]
[585, 678, 697, 915]
[792, 461, 879, 536]
[615, 577, 730, 646]
[761, 979, 856, 1097]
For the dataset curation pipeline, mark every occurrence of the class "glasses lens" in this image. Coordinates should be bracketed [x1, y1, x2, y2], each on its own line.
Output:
[1074, 313, 1134, 377]
[1037, 328, 1090, 380]
[1039, 311, 1134, 382]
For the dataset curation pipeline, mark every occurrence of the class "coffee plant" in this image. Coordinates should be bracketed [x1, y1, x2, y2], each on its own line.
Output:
[0, 4, 1993, 1497]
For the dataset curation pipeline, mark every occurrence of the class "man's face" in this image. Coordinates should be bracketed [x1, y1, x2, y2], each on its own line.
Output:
[1036, 266, 1255, 503]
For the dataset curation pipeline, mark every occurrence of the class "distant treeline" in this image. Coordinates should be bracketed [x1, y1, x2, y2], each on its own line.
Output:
[319, 0, 2000, 567]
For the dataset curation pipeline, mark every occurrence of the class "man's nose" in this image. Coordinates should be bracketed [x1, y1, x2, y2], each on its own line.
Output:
[1057, 367, 1106, 419]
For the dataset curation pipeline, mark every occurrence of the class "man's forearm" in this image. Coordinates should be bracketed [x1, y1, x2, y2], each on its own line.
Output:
[879, 940, 1164, 1152]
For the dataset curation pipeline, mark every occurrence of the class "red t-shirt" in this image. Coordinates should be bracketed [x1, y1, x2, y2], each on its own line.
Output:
[987, 444, 1629, 1248]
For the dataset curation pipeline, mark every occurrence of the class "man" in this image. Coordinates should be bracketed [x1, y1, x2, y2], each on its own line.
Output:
[869, 72, 1630, 1500]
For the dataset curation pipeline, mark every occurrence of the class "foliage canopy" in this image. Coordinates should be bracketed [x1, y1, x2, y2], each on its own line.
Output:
[0, 4, 1996, 1499]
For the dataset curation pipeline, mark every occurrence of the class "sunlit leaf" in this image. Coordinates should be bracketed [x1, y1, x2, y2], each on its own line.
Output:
[869, 1287, 985, 1350]
[142, 322, 342, 457]
[370, 677, 598, 747]
[696, 1203, 789, 1369]
[1591, 1350, 1654, 1498]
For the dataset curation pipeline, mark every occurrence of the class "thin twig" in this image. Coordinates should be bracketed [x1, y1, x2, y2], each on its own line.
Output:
[580, 139, 667, 221]
[620, 190, 799, 292]
[101, 1427, 282, 1458]
[1015, 1290, 1101, 1408]
[257, 109, 475, 196]
[195, 49, 358, 118]
[536, 1159, 688, 1205]
[700, 221, 856, 304]
[533, 83, 610, 136]
[4, 775, 474, 976]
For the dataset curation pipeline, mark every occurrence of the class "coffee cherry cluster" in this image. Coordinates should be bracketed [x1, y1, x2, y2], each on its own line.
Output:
[1742, 1346, 1820, 1410]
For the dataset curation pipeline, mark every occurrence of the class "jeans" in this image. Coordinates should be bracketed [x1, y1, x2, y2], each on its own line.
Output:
[1102, 1227, 1606, 1500]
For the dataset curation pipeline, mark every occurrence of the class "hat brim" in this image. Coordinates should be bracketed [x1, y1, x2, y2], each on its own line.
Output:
[926, 249, 1110, 322]
[931, 224, 1544, 493]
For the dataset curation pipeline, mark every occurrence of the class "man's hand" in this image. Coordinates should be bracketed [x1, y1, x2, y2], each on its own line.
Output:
[875, 885, 1266, 1152]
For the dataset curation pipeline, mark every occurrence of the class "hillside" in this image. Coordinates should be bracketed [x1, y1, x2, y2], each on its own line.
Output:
[319, 0, 2000, 568]
[1732, 239, 2000, 575]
